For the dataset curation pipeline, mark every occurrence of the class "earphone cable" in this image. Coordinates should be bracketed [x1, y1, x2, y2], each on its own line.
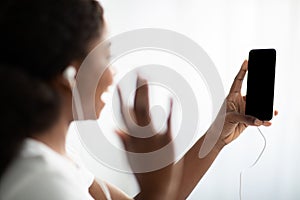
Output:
[239, 127, 266, 200]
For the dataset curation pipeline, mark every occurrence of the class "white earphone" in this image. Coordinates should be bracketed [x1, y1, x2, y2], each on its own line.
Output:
[63, 66, 84, 120]
[63, 66, 77, 87]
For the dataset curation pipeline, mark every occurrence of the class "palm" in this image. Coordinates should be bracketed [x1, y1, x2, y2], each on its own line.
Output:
[222, 93, 247, 144]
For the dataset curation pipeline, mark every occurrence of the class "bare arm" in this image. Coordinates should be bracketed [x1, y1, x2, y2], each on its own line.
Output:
[175, 129, 223, 199]
[89, 61, 277, 200]
[175, 60, 277, 199]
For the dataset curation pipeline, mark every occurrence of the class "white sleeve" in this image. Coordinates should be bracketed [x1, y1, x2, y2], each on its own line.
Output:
[76, 159, 95, 188]
[66, 146, 95, 188]
[8, 171, 86, 200]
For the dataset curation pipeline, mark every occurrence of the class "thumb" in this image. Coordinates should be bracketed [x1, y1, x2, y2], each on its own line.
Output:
[227, 112, 263, 126]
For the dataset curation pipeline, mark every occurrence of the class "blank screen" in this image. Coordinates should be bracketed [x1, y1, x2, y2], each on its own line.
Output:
[245, 49, 276, 121]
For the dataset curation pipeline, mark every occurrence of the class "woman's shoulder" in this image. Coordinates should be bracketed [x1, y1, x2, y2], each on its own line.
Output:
[0, 139, 94, 200]
[0, 155, 83, 200]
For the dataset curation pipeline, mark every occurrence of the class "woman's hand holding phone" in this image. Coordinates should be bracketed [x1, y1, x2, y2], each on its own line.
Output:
[213, 60, 278, 149]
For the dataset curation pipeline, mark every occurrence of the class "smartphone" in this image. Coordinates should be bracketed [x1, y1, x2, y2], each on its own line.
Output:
[245, 49, 276, 121]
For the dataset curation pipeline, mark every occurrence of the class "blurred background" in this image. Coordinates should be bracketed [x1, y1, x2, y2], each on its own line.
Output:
[67, 0, 300, 199]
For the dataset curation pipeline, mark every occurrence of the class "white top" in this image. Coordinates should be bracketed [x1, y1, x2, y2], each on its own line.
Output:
[0, 138, 101, 200]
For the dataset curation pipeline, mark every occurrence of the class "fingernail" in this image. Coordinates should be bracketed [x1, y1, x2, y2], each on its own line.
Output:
[110, 67, 117, 77]
[254, 119, 262, 126]
[169, 97, 173, 114]
[264, 121, 272, 126]
[137, 76, 146, 88]
[137, 76, 143, 87]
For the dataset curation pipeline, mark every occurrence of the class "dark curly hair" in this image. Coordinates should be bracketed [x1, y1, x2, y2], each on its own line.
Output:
[0, 0, 104, 178]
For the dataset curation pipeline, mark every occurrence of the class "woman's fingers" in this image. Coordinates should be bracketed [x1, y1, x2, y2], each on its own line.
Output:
[243, 95, 246, 101]
[229, 60, 248, 94]
[117, 86, 127, 126]
[117, 86, 135, 131]
[261, 110, 279, 126]
[242, 95, 279, 121]
[166, 98, 173, 140]
[134, 76, 151, 126]
[262, 121, 272, 126]
[228, 111, 275, 128]
[228, 112, 262, 126]
[118, 77, 174, 139]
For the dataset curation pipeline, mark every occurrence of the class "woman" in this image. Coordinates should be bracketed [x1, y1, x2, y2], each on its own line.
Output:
[0, 0, 276, 199]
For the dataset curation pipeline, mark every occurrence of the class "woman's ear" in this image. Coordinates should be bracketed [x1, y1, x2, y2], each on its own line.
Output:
[60, 65, 84, 120]
[54, 65, 77, 91]
[63, 66, 77, 87]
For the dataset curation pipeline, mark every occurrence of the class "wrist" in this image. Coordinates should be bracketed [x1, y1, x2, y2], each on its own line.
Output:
[214, 138, 226, 152]
[204, 125, 226, 154]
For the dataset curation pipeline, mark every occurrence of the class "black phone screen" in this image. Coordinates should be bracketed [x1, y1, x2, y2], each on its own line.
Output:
[245, 49, 276, 121]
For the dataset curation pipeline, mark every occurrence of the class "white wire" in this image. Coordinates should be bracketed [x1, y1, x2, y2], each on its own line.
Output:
[239, 127, 266, 200]
[72, 84, 85, 120]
